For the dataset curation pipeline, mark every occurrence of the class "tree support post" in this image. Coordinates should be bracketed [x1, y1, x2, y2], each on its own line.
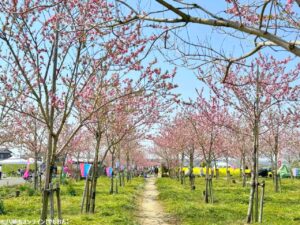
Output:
[258, 181, 265, 223]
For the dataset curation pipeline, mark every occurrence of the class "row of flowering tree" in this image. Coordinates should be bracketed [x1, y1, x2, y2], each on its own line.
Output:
[206, 54, 300, 222]
[0, 1, 178, 224]
[152, 54, 300, 223]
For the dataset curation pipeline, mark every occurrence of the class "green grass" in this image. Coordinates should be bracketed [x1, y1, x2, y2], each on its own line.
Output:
[157, 177, 300, 225]
[2, 164, 35, 177]
[0, 177, 144, 225]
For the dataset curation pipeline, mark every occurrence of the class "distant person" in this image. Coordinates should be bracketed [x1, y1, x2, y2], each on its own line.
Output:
[150, 167, 153, 174]
[143, 168, 148, 178]
[21, 168, 25, 176]
[17, 168, 21, 176]
[52, 165, 57, 177]
[200, 167, 204, 177]
[0, 164, 2, 179]
[154, 167, 159, 177]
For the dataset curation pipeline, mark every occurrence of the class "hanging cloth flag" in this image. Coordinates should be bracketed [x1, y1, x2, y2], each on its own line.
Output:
[80, 163, 84, 177]
[84, 164, 91, 177]
[80, 163, 92, 178]
[109, 167, 113, 176]
[106, 167, 113, 177]
[23, 159, 30, 179]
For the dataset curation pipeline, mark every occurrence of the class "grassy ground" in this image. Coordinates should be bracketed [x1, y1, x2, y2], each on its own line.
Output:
[157, 177, 300, 225]
[0, 177, 144, 225]
[2, 164, 35, 177]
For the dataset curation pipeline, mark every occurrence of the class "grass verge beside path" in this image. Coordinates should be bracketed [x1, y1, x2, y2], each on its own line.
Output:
[0, 177, 144, 225]
[157, 177, 300, 225]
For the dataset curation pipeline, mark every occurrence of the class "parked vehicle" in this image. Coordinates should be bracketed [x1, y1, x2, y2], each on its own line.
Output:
[258, 168, 272, 178]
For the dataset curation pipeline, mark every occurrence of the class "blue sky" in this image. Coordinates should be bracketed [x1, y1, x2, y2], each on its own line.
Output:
[141, 1, 300, 102]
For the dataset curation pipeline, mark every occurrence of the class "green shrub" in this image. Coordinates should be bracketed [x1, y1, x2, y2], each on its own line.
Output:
[16, 184, 38, 196]
[18, 184, 28, 192]
[61, 177, 69, 185]
[27, 187, 36, 196]
[66, 184, 76, 196]
[0, 199, 5, 214]
[0, 187, 10, 196]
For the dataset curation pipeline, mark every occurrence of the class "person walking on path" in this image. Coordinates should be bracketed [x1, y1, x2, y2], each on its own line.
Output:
[154, 167, 159, 177]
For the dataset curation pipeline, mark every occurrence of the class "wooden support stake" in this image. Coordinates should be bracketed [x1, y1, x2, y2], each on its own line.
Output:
[56, 183, 62, 225]
[115, 173, 118, 194]
[259, 181, 265, 223]
[210, 178, 214, 204]
[122, 171, 125, 187]
[81, 175, 89, 213]
[85, 178, 90, 213]
[49, 183, 54, 225]
[39, 174, 42, 191]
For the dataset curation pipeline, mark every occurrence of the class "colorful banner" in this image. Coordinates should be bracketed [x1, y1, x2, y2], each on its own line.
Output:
[23, 159, 30, 179]
[292, 168, 300, 177]
[80, 163, 91, 178]
[106, 167, 113, 177]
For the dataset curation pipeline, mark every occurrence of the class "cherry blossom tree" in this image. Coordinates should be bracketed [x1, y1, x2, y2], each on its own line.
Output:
[261, 105, 293, 192]
[188, 93, 230, 202]
[0, 78, 18, 146]
[78, 68, 176, 212]
[64, 128, 94, 181]
[0, 1, 177, 223]
[152, 114, 197, 187]
[12, 112, 47, 190]
[103, 86, 174, 194]
[281, 128, 300, 167]
[205, 54, 300, 223]
[229, 117, 253, 187]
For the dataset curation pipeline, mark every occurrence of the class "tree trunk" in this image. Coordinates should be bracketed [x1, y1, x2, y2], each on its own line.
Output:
[88, 132, 101, 213]
[246, 125, 259, 222]
[117, 148, 122, 187]
[204, 163, 210, 203]
[246, 69, 260, 223]
[34, 151, 38, 190]
[40, 11, 60, 223]
[214, 159, 218, 180]
[126, 151, 130, 182]
[110, 153, 115, 194]
[59, 154, 67, 184]
[121, 170, 125, 187]
[226, 156, 230, 181]
[76, 154, 80, 181]
[189, 150, 195, 190]
[180, 152, 184, 185]
[242, 152, 247, 187]
[274, 133, 279, 193]
[115, 170, 119, 194]
[118, 169, 122, 187]
[40, 132, 54, 225]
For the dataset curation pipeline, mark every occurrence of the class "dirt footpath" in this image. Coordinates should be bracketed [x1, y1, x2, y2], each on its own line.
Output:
[136, 177, 178, 225]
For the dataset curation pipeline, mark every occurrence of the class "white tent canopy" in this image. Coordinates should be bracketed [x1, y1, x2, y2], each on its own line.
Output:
[0, 157, 42, 165]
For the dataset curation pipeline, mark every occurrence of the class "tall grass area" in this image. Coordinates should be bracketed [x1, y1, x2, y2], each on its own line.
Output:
[157, 177, 300, 225]
[0, 177, 144, 225]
